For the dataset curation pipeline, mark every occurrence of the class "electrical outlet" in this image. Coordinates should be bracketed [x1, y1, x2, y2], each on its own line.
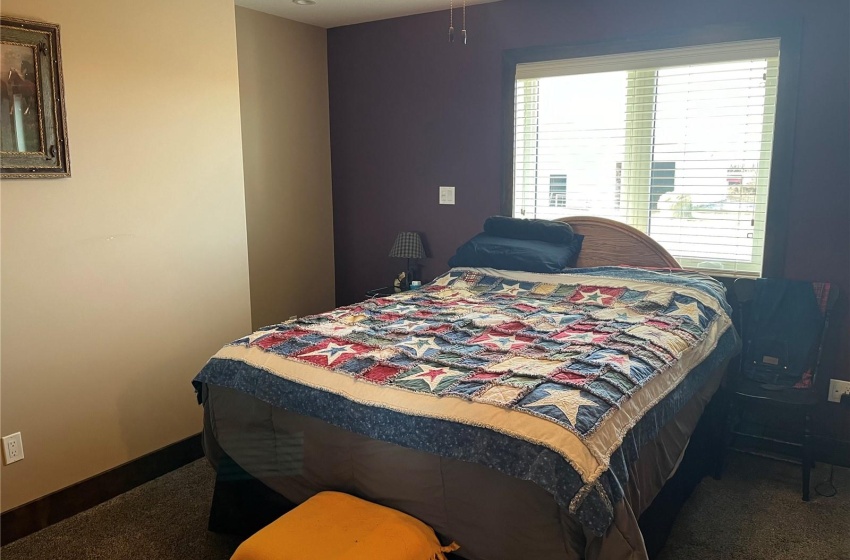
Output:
[439, 186, 455, 205]
[2, 432, 24, 464]
[828, 379, 850, 403]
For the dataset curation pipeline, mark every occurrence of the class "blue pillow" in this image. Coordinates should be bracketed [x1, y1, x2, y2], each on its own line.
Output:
[447, 233, 584, 273]
[483, 216, 575, 245]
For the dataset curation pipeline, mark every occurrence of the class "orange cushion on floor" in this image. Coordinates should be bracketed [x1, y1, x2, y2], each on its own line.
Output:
[230, 491, 459, 560]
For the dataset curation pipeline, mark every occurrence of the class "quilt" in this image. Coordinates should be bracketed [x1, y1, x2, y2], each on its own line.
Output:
[194, 266, 737, 534]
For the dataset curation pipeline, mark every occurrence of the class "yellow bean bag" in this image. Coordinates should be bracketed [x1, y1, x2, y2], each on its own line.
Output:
[230, 491, 460, 560]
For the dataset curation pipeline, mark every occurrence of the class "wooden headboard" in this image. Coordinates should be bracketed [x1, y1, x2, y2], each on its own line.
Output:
[556, 216, 680, 269]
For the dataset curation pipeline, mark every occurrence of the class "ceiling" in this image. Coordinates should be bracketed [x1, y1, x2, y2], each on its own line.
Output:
[235, 0, 502, 29]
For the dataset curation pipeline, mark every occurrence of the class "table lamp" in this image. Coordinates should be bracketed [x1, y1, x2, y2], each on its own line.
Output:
[389, 232, 426, 291]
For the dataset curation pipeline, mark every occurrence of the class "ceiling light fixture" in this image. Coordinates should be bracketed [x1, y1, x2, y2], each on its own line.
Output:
[292, 0, 316, 5]
[448, 0, 467, 44]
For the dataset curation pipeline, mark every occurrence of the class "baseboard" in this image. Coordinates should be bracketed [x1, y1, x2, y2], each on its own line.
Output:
[0, 433, 203, 546]
[814, 435, 850, 468]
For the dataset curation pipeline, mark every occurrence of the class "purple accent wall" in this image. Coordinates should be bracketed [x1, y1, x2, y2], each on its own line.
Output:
[328, 1, 849, 434]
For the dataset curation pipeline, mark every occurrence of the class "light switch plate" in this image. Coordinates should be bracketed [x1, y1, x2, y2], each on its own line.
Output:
[439, 186, 455, 205]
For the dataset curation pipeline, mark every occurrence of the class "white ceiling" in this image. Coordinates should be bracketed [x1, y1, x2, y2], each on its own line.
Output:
[235, 0, 501, 29]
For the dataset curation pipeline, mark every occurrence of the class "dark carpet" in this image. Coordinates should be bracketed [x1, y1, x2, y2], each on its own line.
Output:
[657, 453, 850, 560]
[3, 453, 848, 560]
[2, 459, 241, 560]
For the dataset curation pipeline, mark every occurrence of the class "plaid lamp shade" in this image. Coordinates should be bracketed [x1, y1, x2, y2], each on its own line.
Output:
[389, 232, 426, 259]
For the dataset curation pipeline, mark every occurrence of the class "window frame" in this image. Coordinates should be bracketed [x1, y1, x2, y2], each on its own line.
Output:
[501, 22, 802, 279]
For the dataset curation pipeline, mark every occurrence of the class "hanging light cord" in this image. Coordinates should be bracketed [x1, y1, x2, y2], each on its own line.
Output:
[462, 0, 467, 45]
[449, 0, 467, 44]
[449, 0, 454, 42]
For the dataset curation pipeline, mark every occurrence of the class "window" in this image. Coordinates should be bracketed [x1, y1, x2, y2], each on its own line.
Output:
[511, 39, 781, 276]
[549, 174, 567, 207]
[650, 162, 676, 211]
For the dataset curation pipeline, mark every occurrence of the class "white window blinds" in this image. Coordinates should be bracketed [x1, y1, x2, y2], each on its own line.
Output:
[512, 39, 781, 276]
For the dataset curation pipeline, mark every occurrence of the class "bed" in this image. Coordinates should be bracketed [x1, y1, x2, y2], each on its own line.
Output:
[194, 217, 740, 560]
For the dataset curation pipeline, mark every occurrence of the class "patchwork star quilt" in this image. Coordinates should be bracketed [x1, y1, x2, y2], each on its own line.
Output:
[194, 266, 738, 534]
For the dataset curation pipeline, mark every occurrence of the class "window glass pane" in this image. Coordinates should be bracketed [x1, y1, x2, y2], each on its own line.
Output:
[647, 60, 771, 270]
[514, 72, 627, 220]
[513, 46, 778, 277]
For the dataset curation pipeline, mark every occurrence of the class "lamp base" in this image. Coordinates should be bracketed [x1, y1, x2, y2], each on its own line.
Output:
[393, 271, 408, 293]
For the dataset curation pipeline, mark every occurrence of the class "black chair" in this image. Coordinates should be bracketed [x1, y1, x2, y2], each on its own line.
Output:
[717, 278, 839, 501]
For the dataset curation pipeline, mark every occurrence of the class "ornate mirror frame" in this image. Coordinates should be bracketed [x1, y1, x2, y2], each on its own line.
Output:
[1, 16, 70, 178]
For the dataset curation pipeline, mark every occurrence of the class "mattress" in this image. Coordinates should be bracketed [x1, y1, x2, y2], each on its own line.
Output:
[194, 266, 739, 558]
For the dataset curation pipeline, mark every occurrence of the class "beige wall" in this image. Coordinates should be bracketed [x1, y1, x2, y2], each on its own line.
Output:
[0, 0, 252, 510]
[236, 7, 335, 329]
